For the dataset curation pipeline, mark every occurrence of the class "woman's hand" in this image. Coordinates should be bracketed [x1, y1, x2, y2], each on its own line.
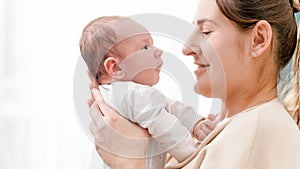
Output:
[87, 70, 98, 107]
[87, 71, 149, 169]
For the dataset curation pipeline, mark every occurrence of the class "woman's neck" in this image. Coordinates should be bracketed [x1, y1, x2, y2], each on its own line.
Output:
[223, 84, 277, 118]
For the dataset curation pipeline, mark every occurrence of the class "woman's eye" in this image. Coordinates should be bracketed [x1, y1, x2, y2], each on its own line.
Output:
[201, 31, 211, 35]
[142, 45, 148, 50]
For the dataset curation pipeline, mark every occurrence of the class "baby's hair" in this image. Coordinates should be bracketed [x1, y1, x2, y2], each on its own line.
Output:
[79, 16, 121, 83]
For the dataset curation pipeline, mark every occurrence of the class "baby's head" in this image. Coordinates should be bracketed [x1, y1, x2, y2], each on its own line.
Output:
[80, 16, 163, 86]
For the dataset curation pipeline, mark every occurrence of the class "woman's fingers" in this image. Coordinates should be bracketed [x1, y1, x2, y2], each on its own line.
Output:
[86, 70, 98, 108]
[87, 98, 95, 108]
[92, 88, 118, 118]
[91, 88, 105, 105]
[89, 88, 150, 157]
[87, 70, 98, 86]
[89, 102, 106, 127]
[89, 81, 98, 92]
[87, 70, 98, 89]
[95, 143, 147, 169]
[90, 88, 148, 137]
[90, 115, 149, 158]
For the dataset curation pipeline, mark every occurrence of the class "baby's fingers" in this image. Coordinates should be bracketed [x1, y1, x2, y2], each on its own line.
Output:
[204, 119, 215, 130]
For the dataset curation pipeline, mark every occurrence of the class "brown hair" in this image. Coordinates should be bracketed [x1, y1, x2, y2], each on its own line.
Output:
[216, 0, 300, 128]
[79, 16, 121, 83]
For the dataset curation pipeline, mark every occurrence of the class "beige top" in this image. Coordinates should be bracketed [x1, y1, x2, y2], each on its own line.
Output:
[166, 98, 300, 169]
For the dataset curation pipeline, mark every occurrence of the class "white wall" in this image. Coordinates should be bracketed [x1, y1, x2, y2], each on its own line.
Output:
[0, 0, 218, 169]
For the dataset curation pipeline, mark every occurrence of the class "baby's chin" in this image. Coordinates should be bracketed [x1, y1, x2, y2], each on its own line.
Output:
[150, 76, 160, 86]
[131, 71, 160, 86]
[136, 78, 159, 86]
[134, 77, 160, 86]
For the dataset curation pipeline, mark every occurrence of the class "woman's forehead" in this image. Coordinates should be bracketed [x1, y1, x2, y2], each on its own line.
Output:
[194, 0, 220, 24]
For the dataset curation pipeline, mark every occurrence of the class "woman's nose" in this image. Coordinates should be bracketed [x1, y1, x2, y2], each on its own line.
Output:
[182, 44, 197, 57]
[182, 29, 203, 57]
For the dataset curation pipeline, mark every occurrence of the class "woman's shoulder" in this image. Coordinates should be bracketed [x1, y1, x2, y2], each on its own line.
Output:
[238, 98, 298, 133]
[257, 98, 298, 128]
[203, 99, 300, 168]
[226, 98, 300, 154]
[214, 98, 300, 151]
[234, 99, 300, 167]
[230, 98, 299, 135]
[167, 99, 300, 169]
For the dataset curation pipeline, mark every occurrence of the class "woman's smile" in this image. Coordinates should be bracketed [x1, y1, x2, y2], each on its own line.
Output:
[194, 61, 210, 75]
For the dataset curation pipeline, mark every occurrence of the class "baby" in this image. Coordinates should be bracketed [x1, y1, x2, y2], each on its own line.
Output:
[80, 16, 214, 169]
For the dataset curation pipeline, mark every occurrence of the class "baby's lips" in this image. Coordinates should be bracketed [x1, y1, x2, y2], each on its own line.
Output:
[157, 61, 163, 68]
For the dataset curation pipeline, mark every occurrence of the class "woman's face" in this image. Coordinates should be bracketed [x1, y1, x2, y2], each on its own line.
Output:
[183, 0, 252, 99]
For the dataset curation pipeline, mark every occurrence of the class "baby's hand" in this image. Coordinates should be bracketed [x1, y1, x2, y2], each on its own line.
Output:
[193, 114, 216, 141]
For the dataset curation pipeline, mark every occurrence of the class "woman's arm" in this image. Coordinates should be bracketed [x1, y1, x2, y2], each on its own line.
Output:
[89, 89, 148, 169]
[87, 71, 148, 169]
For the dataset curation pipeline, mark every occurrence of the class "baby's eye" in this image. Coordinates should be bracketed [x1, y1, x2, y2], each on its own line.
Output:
[142, 45, 148, 50]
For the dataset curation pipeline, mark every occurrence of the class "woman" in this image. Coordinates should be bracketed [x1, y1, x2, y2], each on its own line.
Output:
[89, 0, 300, 168]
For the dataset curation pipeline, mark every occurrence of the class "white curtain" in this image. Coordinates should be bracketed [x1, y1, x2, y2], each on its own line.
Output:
[0, 0, 213, 168]
[0, 0, 96, 168]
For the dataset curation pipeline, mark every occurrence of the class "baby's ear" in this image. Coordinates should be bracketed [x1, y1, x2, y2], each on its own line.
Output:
[104, 57, 120, 77]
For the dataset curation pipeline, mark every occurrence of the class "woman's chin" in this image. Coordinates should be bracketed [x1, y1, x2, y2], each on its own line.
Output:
[194, 83, 212, 97]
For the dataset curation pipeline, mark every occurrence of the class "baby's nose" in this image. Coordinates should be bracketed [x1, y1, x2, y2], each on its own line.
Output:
[154, 48, 163, 58]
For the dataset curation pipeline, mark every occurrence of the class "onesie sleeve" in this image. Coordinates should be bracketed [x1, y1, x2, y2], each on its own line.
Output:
[166, 99, 204, 133]
[122, 83, 197, 162]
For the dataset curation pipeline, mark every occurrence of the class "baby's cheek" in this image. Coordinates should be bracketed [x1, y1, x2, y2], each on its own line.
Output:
[120, 50, 161, 79]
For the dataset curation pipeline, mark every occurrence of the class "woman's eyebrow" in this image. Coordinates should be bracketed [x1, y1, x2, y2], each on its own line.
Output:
[193, 18, 218, 26]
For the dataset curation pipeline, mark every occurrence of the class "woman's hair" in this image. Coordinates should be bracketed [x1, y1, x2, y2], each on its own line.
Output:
[79, 16, 121, 83]
[215, 0, 300, 128]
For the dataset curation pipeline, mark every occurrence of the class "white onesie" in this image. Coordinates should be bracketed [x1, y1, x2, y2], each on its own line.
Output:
[99, 81, 202, 169]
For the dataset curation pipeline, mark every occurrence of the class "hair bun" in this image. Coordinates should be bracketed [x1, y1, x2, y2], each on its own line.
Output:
[291, 0, 300, 13]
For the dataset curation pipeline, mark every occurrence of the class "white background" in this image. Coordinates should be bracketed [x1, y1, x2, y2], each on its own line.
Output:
[0, 0, 218, 169]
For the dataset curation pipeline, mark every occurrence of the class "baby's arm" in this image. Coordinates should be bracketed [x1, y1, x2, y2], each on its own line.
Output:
[165, 99, 216, 141]
[123, 84, 197, 162]
[165, 99, 204, 133]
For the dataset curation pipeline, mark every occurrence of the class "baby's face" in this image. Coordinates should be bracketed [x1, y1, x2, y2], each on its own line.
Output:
[115, 33, 163, 86]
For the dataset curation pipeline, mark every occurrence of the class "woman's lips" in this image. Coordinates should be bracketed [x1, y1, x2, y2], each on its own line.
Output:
[198, 64, 210, 68]
[195, 62, 210, 69]
[194, 63, 210, 76]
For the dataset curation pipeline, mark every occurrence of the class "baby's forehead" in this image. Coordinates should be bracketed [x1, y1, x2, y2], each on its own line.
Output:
[110, 18, 150, 42]
[117, 33, 153, 46]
